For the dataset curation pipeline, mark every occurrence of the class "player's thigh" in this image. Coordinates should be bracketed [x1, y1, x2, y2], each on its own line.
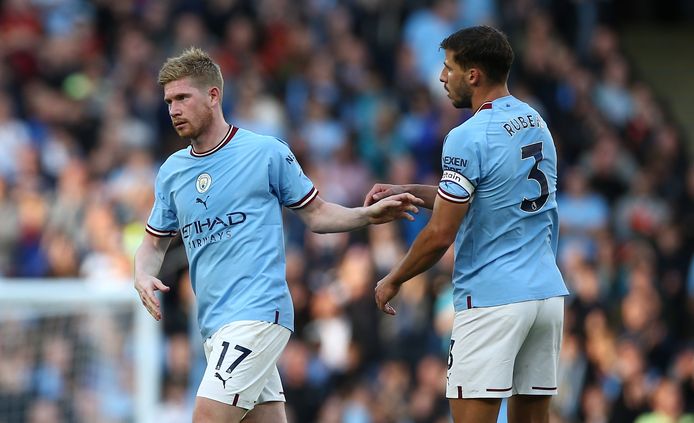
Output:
[193, 396, 247, 423]
[446, 302, 535, 399]
[241, 401, 287, 423]
[193, 367, 287, 423]
[507, 394, 552, 423]
[449, 398, 502, 423]
[512, 296, 564, 396]
[197, 320, 291, 412]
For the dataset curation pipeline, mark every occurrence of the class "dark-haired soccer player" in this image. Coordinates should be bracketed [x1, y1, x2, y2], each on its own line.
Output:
[134, 47, 423, 423]
[366, 26, 569, 423]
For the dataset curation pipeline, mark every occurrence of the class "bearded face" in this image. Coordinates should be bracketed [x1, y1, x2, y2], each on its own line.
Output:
[164, 77, 215, 140]
[440, 49, 473, 109]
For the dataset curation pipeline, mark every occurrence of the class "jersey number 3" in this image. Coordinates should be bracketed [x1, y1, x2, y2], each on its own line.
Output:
[520, 142, 549, 212]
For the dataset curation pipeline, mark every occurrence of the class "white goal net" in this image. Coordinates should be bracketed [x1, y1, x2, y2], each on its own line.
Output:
[0, 279, 160, 423]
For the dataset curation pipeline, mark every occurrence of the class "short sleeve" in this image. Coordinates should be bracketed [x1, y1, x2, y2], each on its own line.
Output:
[269, 139, 317, 209]
[146, 170, 179, 237]
[438, 128, 482, 204]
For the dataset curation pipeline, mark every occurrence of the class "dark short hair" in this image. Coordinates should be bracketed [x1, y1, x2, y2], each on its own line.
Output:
[440, 26, 514, 84]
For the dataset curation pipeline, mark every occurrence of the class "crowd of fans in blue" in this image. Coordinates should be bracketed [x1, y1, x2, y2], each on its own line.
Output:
[0, 0, 692, 422]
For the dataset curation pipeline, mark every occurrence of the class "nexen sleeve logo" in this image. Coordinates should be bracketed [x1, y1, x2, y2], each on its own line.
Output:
[443, 156, 468, 167]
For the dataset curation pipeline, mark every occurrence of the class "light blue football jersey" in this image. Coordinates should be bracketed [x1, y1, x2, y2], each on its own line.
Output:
[146, 126, 317, 339]
[437, 96, 569, 311]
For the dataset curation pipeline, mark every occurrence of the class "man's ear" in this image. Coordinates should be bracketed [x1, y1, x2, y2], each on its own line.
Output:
[208, 86, 221, 106]
[468, 68, 482, 86]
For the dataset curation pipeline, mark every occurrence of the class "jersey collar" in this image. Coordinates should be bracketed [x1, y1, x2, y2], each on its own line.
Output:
[190, 125, 238, 157]
[474, 101, 493, 115]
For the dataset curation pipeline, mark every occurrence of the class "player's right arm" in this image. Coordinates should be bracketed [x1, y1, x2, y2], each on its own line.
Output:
[137, 162, 178, 321]
[363, 184, 438, 209]
[134, 233, 172, 321]
[294, 193, 423, 233]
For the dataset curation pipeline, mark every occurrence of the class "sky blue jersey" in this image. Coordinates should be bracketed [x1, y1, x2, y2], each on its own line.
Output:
[437, 96, 569, 311]
[146, 126, 317, 339]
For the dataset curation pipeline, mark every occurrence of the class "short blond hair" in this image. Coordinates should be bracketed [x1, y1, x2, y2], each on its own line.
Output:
[158, 47, 223, 94]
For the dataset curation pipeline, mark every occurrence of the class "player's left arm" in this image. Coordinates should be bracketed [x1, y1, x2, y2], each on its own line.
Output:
[293, 193, 424, 233]
[374, 195, 469, 315]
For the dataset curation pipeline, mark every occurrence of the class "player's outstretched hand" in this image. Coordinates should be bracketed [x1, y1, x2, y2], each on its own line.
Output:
[134, 275, 170, 321]
[363, 183, 406, 207]
[366, 193, 424, 224]
[375, 277, 400, 315]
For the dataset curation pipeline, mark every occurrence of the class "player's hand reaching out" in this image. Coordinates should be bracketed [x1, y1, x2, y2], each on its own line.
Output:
[375, 276, 400, 315]
[363, 183, 406, 207]
[365, 192, 424, 224]
[134, 275, 170, 321]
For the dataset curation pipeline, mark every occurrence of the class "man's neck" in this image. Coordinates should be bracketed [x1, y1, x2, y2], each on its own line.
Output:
[471, 84, 511, 113]
[191, 117, 231, 153]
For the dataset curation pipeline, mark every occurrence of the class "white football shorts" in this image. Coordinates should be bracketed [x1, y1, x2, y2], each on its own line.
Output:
[197, 320, 291, 410]
[446, 297, 564, 399]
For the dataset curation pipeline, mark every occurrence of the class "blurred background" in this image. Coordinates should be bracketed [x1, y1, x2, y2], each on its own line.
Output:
[0, 0, 692, 422]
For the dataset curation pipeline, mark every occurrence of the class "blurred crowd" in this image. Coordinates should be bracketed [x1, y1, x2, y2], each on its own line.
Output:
[0, 0, 692, 422]
[0, 310, 137, 423]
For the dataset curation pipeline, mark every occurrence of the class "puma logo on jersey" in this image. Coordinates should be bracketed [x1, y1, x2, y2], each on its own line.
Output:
[196, 196, 209, 209]
[215, 372, 231, 389]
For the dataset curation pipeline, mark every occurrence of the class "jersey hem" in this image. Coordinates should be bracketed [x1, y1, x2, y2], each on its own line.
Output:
[202, 316, 294, 340]
[453, 291, 569, 312]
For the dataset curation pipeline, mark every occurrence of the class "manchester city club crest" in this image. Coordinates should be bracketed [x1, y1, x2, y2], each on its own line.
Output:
[196, 173, 212, 193]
